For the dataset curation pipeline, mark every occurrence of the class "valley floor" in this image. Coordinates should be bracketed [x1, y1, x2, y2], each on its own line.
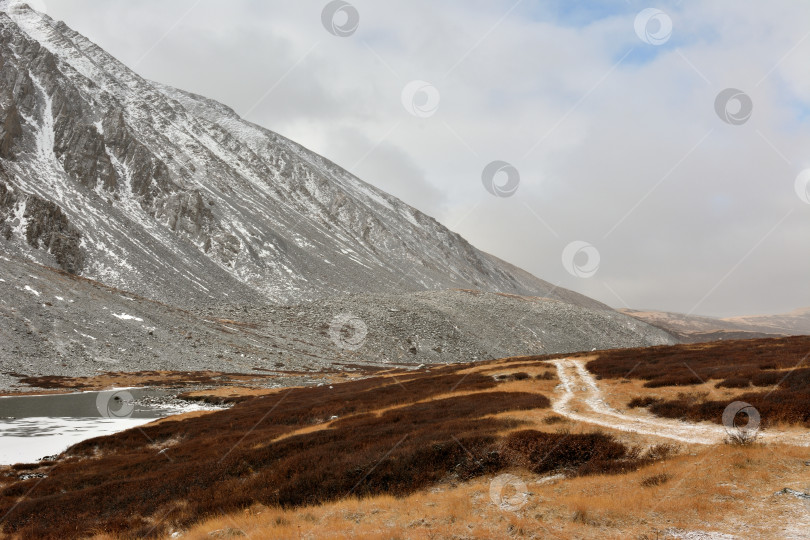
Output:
[162, 346, 810, 539]
[1, 337, 809, 539]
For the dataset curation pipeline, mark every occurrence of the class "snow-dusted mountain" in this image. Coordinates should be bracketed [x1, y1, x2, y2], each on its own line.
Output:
[0, 2, 606, 309]
[0, 3, 684, 390]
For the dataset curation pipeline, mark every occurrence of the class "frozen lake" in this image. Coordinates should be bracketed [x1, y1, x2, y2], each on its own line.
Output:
[0, 388, 217, 465]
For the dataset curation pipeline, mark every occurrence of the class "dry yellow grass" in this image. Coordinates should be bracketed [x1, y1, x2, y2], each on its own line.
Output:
[147, 443, 809, 539]
[180, 385, 290, 400]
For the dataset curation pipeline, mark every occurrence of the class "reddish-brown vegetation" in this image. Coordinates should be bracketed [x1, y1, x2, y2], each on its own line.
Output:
[12, 370, 277, 392]
[585, 336, 810, 427]
[503, 430, 649, 477]
[0, 364, 657, 539]
[628, 396, 661, 408]
[14, 336, 806, 538]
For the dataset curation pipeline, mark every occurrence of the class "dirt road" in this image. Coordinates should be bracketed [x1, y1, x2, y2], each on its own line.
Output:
[550, 358, 810, 446]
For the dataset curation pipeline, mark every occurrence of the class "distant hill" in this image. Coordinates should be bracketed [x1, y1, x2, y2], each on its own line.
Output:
[621, 307, 810, 343]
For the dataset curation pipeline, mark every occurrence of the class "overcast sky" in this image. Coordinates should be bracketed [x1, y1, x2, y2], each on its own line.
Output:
[38, 0, 810, 317]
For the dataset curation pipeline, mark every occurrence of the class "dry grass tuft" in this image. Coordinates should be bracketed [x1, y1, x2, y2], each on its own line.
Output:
[640, 473, 672, 487]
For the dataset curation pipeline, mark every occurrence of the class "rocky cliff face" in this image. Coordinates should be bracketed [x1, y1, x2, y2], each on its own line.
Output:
[0, 171, 83, 273]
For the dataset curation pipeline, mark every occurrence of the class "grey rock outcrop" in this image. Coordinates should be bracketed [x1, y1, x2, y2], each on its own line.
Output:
[0, 173, 83, 273]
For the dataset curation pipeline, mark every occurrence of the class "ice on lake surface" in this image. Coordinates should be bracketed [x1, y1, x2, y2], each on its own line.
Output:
[0, 388, 216, 465]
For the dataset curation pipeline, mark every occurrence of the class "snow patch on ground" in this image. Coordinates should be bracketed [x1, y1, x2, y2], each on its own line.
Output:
[112, 313, 143, 322]
[663, 530, 740, 540]
[24, 285, 40, 297]
[73, 329, 97, 340]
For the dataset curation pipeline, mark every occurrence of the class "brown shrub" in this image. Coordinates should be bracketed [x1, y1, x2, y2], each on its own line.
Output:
[715, 376, 752, 389]
[640, 473, 672, 487]
[645, 443, 679, 461]
[628, 396, 660, 408]
[502, 430, 647, 477]
[0, 369, 548, 540]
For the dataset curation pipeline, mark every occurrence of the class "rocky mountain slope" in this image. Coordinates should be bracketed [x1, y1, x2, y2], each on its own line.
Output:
[0, 248, 675, 391]
[0, 3, 683, 391]
[0, 2, 603, 310]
